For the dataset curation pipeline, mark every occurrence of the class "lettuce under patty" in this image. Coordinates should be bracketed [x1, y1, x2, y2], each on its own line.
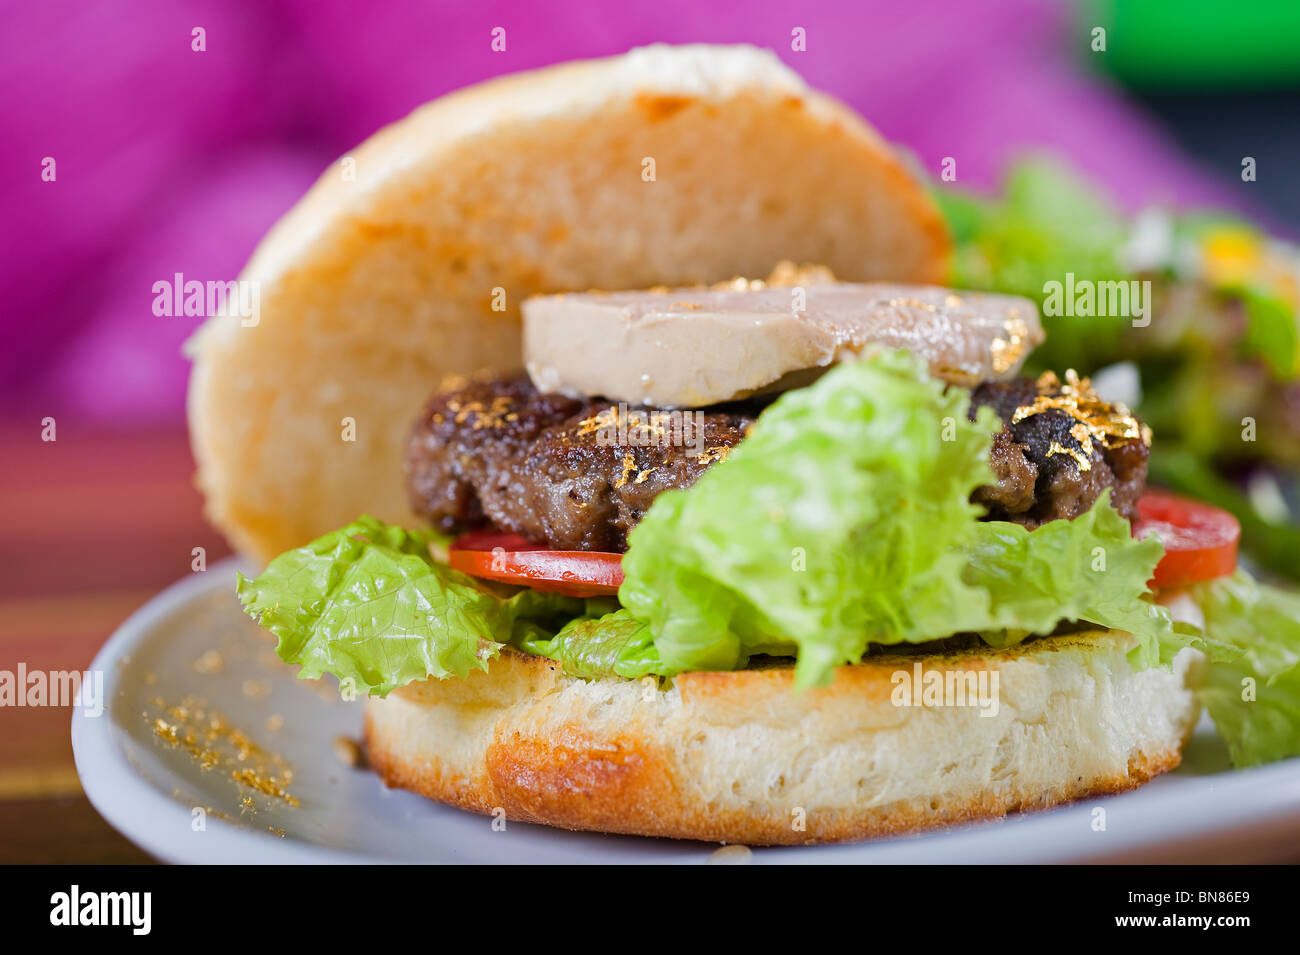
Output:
[236, 517, 587, 696]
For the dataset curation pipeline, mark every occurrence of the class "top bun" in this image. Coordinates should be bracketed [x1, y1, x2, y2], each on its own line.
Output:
[188, 44, 951, 562]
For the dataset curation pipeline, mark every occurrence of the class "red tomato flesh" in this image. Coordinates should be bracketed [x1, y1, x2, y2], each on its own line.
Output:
[450, 492, 1239, 598]
[449, 529, 624, 597]
[1134, 491, 1240, 589]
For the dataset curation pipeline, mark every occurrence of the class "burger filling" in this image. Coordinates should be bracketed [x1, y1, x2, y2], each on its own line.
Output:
[407, 370, 1151, 552]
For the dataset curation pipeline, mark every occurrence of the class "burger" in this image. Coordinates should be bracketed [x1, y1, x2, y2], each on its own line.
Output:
[189, 45, 1300, 846]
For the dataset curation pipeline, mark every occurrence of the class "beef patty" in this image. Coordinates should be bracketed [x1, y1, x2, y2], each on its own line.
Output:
[969, 371, 1149, 526]
[406, 375, 756, 551]
[407, 371, 1149, 551]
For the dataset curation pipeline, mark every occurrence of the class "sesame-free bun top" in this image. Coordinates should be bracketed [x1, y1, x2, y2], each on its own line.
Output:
[187, 43, 951, 562]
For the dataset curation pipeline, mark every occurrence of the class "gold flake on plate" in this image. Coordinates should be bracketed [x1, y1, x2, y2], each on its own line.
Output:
[148, 695, 299, 808]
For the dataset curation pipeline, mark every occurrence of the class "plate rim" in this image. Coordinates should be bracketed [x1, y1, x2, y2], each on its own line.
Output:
[72, 559, 403, 864]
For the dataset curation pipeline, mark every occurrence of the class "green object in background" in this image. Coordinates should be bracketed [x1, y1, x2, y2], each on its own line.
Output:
[932, 158, 1133, 374]
[1239, 283, 1300, 378]
[1081, 0, 1300, 88]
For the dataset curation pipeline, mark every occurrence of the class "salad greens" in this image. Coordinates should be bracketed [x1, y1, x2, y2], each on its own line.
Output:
[933, 158, 1133, 373]
[1190, 571, 1300, 766]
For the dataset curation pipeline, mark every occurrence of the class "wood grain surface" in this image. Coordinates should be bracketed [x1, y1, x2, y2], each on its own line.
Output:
[0, 423, 230, 863]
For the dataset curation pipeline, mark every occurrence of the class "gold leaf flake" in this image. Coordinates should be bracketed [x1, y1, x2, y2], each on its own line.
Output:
[1012, 369, 1148, 472]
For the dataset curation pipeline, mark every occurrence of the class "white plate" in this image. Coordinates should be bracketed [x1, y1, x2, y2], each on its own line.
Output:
[74, 559, 1300, 864]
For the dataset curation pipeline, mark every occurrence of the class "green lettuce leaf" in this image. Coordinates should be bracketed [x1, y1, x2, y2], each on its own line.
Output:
[618, 351, 1174, 686]
[963, 501, 1171, 668]
[518, 607, 663, 681]
[237, 515, 583, 697]
[1192, 571, 1300, 767]
[1238, 283, 1300, 378]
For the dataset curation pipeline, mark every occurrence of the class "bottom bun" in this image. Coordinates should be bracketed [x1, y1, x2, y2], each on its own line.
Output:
[363, 631, 1202, 846]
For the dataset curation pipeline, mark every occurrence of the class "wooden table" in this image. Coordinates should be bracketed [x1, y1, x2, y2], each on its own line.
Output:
[0, 423, 230, 863]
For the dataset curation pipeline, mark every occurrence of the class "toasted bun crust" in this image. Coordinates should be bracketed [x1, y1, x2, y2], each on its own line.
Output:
[187, 44, 951, 562]
[364, 632, 1202, 845]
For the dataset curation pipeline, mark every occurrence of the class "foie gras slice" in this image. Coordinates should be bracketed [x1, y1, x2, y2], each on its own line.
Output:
[522, 280, 1043, 408]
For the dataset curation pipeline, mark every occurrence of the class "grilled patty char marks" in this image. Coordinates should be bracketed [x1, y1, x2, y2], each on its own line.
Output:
[969, 374, 1149, 526]
[408, 372, 1149, 551]
[406, 375, 755, 551]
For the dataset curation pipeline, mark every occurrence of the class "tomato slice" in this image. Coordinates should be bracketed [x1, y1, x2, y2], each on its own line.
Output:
[1134, 491, 1240, 589]
[449, 529, 624, 597]
[449, 492, 1239, 597]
